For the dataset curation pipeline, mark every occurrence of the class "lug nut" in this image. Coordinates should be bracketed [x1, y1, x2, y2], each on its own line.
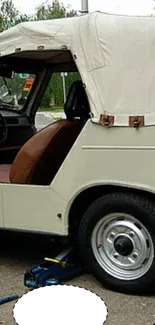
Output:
[129, 232, 134, 238]
[133, 252, 138, 259]
[114, 253, 119, 259]
[110, 232, 115, 239]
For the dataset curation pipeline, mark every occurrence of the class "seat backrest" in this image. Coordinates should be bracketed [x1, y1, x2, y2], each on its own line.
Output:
[64, 80, 90, 121]
[10, 119, 83, 185]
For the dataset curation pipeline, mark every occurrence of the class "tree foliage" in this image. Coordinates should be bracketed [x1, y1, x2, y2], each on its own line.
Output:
[0, 0, 29, 32]
[35, 0, 77, 20]
[41, 72, 81, 108]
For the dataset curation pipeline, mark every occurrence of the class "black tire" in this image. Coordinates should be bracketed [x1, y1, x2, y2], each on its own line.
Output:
[78, 192, 155, 294]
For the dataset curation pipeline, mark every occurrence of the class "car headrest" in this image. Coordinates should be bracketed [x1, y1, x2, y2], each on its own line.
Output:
[64, 80, 90, 121]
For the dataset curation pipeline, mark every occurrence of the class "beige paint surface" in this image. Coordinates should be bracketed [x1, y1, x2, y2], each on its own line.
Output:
[2, 121, 155, 235]
[0, 185, 3, 227]
[3, 184, 67, 235]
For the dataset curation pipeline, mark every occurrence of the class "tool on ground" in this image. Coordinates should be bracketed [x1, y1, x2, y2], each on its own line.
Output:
[0, 294, 19, 306]
[24, 247, 86, 288]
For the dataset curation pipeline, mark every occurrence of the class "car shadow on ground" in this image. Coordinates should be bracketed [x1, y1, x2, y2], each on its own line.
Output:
[0, 230, 64, 264]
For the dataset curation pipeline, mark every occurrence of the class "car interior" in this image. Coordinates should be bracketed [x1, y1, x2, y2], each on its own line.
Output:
[0, 51, 91, 186]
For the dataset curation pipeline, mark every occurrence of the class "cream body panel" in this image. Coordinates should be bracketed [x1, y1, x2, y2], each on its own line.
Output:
[2, 120, 155, 236]
[0, 184, 3, 227]
[51, 120, 155, 231]
[2, 184, 67, 235]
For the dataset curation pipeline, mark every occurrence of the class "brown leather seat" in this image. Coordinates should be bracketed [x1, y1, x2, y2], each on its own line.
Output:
[0, 119, 83, 185]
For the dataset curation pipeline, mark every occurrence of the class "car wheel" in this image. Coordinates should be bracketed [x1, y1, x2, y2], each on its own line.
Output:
[78, 192, 155, 294]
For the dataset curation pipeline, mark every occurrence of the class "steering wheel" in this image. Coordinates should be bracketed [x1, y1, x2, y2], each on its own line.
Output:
[0, 113, 8, 144]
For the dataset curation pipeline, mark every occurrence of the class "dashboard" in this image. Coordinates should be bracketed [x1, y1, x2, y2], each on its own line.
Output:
[0, 109, 31, 127]
[0, 109, 36, 151]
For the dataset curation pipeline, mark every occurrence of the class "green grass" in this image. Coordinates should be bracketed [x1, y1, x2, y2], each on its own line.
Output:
[39, 106, 63, 112]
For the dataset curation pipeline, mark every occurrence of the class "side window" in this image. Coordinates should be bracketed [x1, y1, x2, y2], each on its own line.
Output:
[39, 72, 81, 113]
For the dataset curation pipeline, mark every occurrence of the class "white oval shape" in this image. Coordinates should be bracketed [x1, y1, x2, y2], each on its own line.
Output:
[13, 285, 108, 325]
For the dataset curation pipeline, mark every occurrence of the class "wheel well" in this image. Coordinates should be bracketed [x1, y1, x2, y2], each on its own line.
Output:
[68, 185, 155, 236]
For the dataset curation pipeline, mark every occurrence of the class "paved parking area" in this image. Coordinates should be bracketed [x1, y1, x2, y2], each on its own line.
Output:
[35, 111, 65, 130]
[0, 232, 155, 325]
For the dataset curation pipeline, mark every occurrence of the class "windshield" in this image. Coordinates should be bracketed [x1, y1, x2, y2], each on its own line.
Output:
[0, 73, 35, 111]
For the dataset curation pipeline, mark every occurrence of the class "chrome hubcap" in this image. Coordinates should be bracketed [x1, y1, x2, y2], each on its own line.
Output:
[91, 213, 154, 280]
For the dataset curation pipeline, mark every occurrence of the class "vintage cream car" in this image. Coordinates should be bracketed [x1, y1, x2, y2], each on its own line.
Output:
[0, 11, 154, 294]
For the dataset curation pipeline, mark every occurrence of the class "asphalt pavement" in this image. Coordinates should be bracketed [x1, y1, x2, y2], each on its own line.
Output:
[0, 232, 155, 325]
[36, 111, 65, 130]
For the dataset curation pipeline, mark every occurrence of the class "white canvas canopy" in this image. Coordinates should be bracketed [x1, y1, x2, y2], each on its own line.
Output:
[0, 11, 155, 127]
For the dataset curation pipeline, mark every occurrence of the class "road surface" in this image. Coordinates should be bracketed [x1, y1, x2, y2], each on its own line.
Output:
[0, 232, 155, 325]
[35, 111, 65, 130]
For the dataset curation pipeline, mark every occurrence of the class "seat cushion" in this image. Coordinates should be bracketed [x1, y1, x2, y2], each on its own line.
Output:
[0, 164, 11, 183]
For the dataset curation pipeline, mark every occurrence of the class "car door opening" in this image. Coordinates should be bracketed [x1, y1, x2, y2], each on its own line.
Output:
[0, 78, 91, 185]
